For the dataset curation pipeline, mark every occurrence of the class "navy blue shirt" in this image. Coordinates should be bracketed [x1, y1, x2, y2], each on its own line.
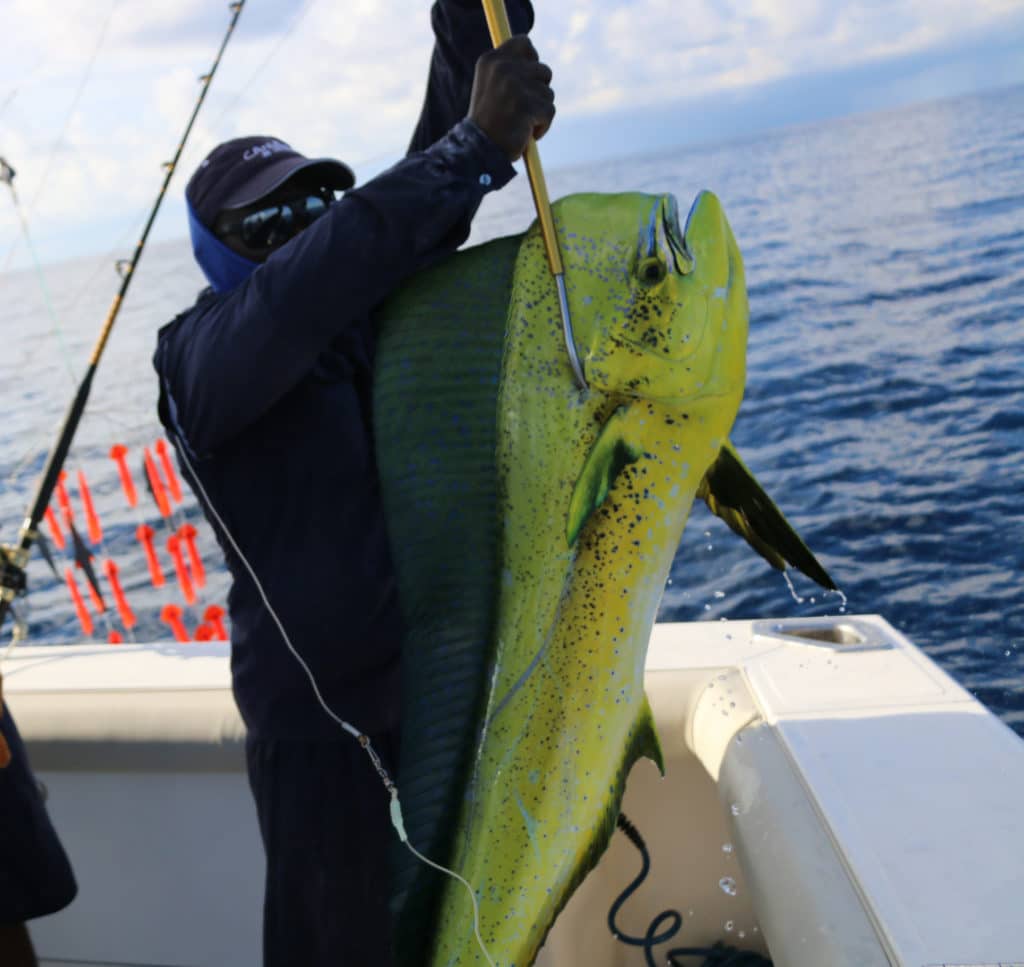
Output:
[155, 0, 532, 739]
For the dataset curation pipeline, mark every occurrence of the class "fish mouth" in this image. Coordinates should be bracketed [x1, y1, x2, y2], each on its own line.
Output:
[662, 190, 723, 275]
[666, 192, 699, 276]
[681, 191, 706, 234]
[638, 192, 696, 279]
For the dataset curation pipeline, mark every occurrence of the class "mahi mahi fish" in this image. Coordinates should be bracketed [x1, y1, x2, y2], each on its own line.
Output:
[372, 191, 834, 966]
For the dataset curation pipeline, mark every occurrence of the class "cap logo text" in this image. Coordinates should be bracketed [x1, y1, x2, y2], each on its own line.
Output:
[242, 139, 292, 161]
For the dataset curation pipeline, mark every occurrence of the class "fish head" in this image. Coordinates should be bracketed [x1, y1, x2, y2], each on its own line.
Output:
[554, 191, 747, 405]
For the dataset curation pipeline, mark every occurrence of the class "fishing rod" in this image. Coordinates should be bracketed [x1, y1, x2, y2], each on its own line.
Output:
[0, 0, 246, 635]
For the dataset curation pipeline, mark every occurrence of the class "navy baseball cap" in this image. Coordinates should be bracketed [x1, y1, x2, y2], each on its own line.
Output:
[186, 136, 356, 228]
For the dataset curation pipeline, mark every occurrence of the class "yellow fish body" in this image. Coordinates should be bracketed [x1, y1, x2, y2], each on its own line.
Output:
[432, 192, 746, 964]
[374, 192, 832, 966]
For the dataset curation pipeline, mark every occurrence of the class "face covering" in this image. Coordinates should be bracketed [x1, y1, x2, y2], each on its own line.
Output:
[187, 199, 259, 294]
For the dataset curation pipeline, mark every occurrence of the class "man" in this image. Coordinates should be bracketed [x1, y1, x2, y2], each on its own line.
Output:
[153, 1, 550, 962]
[0, 676, 77, 967]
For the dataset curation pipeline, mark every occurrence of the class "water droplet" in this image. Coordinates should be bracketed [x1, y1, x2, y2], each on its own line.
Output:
[782, 571, 805, 604]
[703, 531, 711, 538]
[719, 877, 737, 896]
[713, 590, 725, 599]
[721, 842, 733, 854]
[724, 919, 735, 931]
[730, 803, 741, 816]
[706, 543, 714, 551]
[704, 604, 712, 611]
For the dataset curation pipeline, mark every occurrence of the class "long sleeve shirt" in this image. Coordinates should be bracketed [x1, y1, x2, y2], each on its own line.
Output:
[154, 0, 533, 739]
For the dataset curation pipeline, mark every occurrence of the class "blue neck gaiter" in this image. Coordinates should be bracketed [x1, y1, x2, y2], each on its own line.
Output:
[187, 200, 259, 294]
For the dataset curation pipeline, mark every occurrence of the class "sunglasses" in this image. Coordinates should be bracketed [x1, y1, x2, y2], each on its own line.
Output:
[218, 189, 335, 251]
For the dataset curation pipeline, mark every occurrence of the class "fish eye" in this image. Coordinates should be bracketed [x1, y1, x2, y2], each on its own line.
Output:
[637, 257, 667, 285]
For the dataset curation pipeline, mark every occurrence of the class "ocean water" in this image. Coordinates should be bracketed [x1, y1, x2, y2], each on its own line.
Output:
[1, 84, 1022, 734]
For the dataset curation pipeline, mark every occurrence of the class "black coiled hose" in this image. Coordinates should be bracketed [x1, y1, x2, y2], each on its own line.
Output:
[608, 812, 773, 967]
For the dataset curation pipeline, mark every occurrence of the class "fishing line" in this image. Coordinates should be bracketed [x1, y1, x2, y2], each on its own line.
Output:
[170, 431, 497, 967]
[0, 181, 148, 493]
[0, 0, 248, 635]
[23, 0, 119, 220]
[0, 2, 119, 275]
[2, 175, 198, 644]
[0, 53, 49, 127]
[62, 210, 148, 334]
[0, 171, 139, 570]
[1, 172, 80, 383]
[610, 812, 773, 967]
[0, 89, 16, 121]
[205, 0, 320, 138]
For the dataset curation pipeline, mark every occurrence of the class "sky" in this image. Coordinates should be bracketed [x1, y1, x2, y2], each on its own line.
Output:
[1, 0, 1023, 271]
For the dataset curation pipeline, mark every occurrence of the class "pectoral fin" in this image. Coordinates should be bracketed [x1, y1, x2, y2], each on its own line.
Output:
[567, 406, 643, 546]
[698, 441, 836, 590]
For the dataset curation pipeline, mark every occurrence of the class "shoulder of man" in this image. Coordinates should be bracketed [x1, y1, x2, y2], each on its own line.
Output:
[157, 287, 217, 340]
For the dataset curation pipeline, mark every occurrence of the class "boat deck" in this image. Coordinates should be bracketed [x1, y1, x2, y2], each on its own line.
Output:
[5, 615, 1023, 966]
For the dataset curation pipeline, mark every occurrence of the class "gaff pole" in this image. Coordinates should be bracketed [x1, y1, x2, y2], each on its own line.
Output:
[0, 0, 246, 635]
[480, 0, 587, 391]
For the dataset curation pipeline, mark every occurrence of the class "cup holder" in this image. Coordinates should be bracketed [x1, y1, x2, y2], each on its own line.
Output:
[752, 617, 895, 652]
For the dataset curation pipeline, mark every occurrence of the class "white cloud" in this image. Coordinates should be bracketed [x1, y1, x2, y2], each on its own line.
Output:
[0, 0, 1021, 267]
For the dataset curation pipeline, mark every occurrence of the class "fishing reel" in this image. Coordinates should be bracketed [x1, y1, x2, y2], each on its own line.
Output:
[0, 544, 27, 599]
[0, 544, 30, 643]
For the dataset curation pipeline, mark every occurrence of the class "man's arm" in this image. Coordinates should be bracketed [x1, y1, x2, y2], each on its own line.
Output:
[408, 0, 534, 154]
[156, 36, 554, 458]
[156, 125, 514, 457]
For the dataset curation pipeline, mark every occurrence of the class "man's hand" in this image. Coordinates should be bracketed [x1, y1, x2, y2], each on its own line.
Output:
[468, 36, 555, 162]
